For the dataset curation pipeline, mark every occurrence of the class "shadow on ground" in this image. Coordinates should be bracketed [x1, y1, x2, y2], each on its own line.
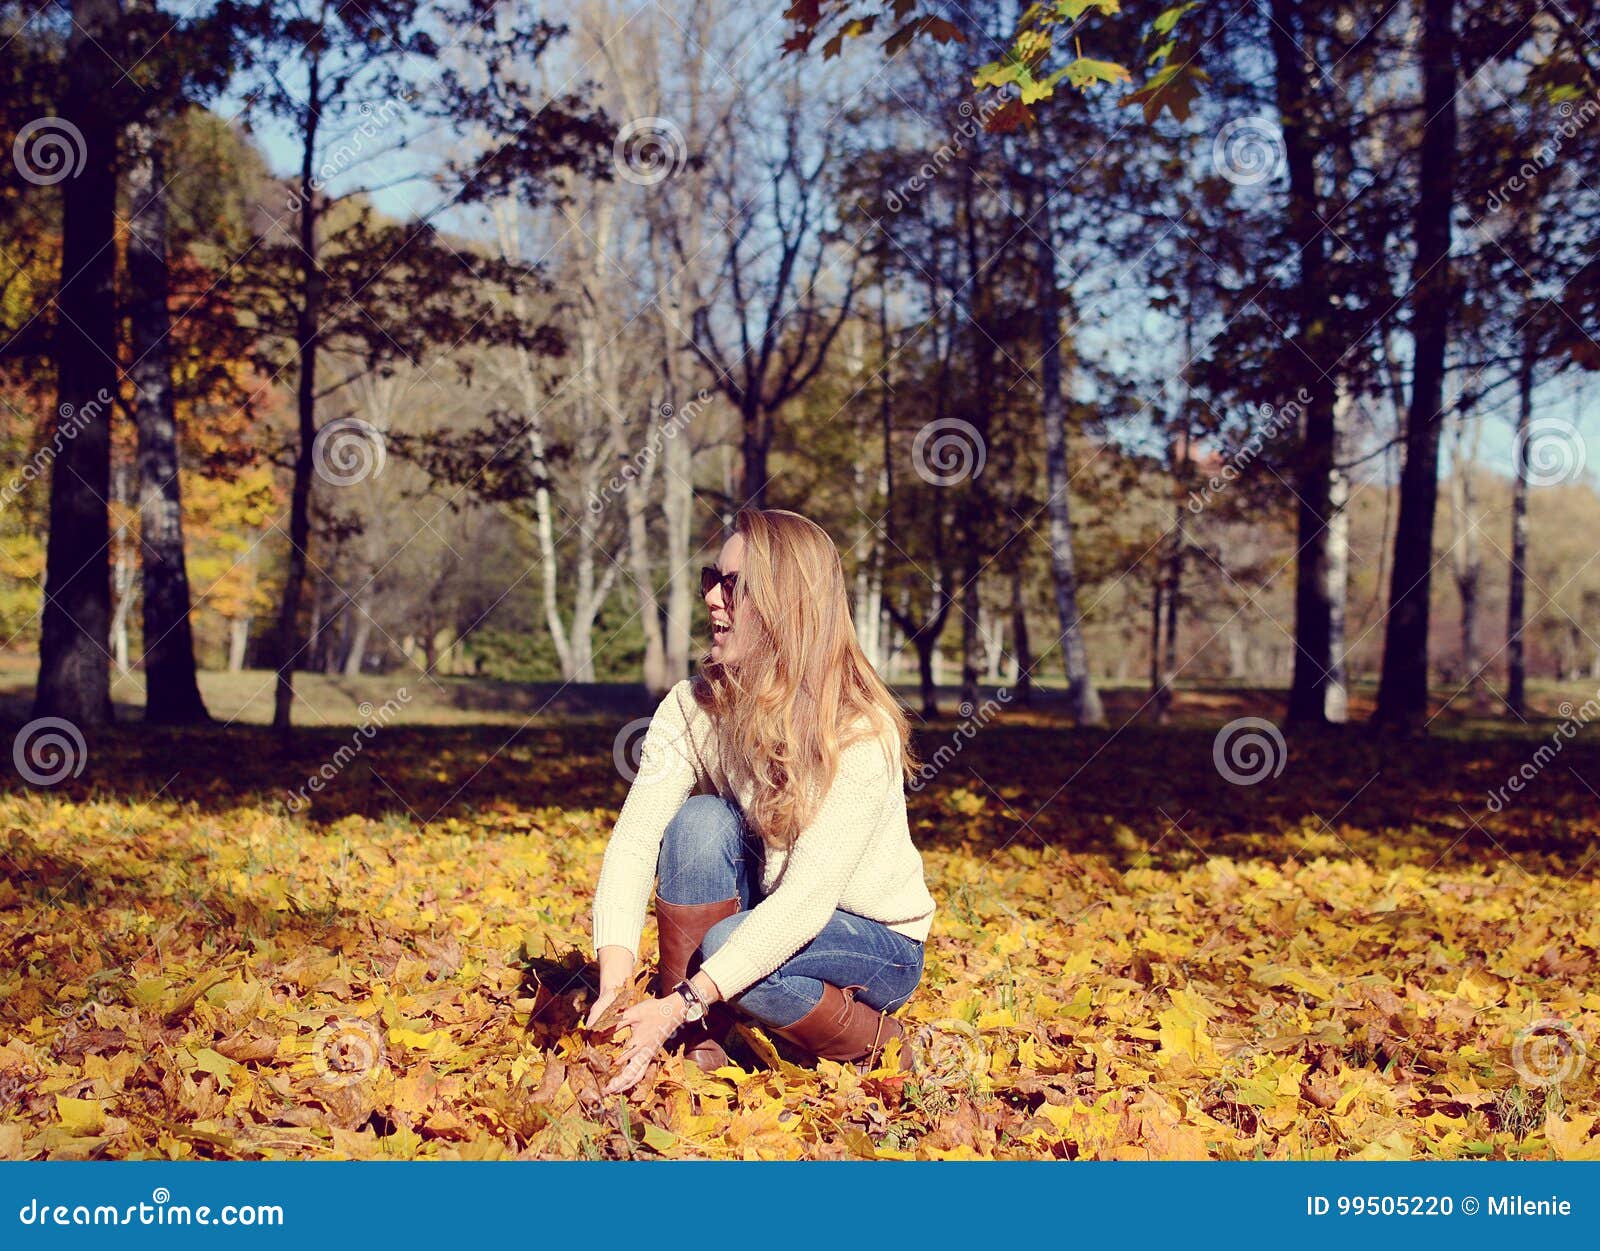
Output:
[1, 682, 1594, 878]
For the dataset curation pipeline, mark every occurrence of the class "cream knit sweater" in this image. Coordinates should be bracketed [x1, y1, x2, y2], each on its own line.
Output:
[591, 678, 937, 999]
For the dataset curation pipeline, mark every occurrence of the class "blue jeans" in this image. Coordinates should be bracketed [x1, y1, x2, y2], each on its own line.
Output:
[657, 794, 925, 1029]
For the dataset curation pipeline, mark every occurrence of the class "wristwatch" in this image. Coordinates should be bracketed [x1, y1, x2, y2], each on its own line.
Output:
[671, 979, 707, 1023]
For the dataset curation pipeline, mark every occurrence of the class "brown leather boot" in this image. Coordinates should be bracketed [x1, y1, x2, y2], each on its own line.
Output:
[771, 982, 913, 1073]
[655, 894, 740, 1071]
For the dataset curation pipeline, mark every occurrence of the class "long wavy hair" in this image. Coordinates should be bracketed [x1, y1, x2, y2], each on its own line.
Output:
[692, 507, 916, 851]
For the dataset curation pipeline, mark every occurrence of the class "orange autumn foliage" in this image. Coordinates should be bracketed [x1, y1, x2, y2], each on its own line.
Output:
[0, 713, 1595, 1160]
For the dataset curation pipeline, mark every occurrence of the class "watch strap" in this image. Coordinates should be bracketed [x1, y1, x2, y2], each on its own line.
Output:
[672, 978, 706, 1022]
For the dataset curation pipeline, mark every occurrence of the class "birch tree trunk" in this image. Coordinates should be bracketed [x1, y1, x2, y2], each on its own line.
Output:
[620, 21, 710, 687]
[649, 228, 698, 685]
[342, 600, 374, 677]
[491, 200, 620, 683]
[127, 124, 209, 722]
[1034, 206, 1103, 727]
[660, 359, 695, 682]
[110, 462, 134, 678]
[229, 618, 251, 672]
[620, 387, 669, 693]
[1323, 388, 1352, 723]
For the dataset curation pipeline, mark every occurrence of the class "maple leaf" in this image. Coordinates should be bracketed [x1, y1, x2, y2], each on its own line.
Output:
[1121, 59, 1209, 123]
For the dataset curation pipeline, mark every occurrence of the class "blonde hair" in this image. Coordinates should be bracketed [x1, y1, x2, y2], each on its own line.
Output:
[692, 507, 916, 850]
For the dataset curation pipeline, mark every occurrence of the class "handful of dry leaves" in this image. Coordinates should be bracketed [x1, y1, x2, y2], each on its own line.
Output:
[520, 950, 659, 1110]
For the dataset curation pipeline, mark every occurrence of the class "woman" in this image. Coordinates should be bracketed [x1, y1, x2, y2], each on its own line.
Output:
[585, 507, 937, 1096]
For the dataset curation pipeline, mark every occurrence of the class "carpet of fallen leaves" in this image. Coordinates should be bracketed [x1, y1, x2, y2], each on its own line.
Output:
[1, 704, 1597, 1160]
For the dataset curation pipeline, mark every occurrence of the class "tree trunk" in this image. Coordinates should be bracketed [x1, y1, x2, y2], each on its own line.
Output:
[522, 394, 573, 678]
[915, 631, 939, 719]
[1506, 348, 1533, 717]
[1034, 218, 1103, 726]
[491, 199, 590, 682]
[110, 461, 134, 677]
[611, 388, 666, 691]
[565, 521, 617, 682]
[741, 409, 769, 508]
[1010, 564, 1032, 705]
[1161, 523, 1181, 678]
[982, 607, 1004, 681]
[128, 127, 209, 723]
[959, 528, 984, 716]
[1147, 573, 1165, 721]
[957, 150, 993, 717]
[1323, 388, 1351, 722]
[1272, 0, 1338, 727]
[636, 112, 699, 685]
[273, 58, 323, 738]
[1153, 425, 1188, 723]
[661, 373, 694, 683]
[623, 411, 668, 692]
[852, 537, 880, 665]
[1375, 0, 1457, 732]
[110, 552, 133, 677]
[864, 548, 885, 671]
[1456, 557, 1479, 684]
[228, 617, 251, 672]
[856, 290, 894, 674]
[879, 309, 951, 719]
[323, 602, 342, 674]
[852, 485, 888, 673]
[849, 381, 879, 669]
[1447, 413, 1483, 699]
[1159, 304, 1194, 721]
[1227, 624, 1249, 681]
[342, 599, 373, 677]
[33, 0, 121, 729]
[305, 578, 326, 672]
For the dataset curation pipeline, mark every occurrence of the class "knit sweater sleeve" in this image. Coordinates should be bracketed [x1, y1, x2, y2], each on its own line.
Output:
[590, 681, 702, 959]
[697, 734, 898, 1000]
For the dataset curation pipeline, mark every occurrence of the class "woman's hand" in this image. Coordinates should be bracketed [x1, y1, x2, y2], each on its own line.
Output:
[586, 945, 637, 1028]
[603, 994, 688, 1095]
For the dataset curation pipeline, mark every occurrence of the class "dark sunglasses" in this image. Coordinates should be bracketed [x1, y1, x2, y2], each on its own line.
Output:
[700, 565, 740, 601]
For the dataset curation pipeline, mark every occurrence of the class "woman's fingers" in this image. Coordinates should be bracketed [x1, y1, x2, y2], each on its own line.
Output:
[604, 1045, 652, 1095]
[585, 988, 619, 1029]
[613, 1001, 653, 1032]
[603, 1064, 637, 1095]
[598, 997, 682, 1094]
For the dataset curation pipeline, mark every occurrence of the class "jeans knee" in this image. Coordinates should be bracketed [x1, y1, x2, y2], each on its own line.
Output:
[661, 794, 743, 867]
